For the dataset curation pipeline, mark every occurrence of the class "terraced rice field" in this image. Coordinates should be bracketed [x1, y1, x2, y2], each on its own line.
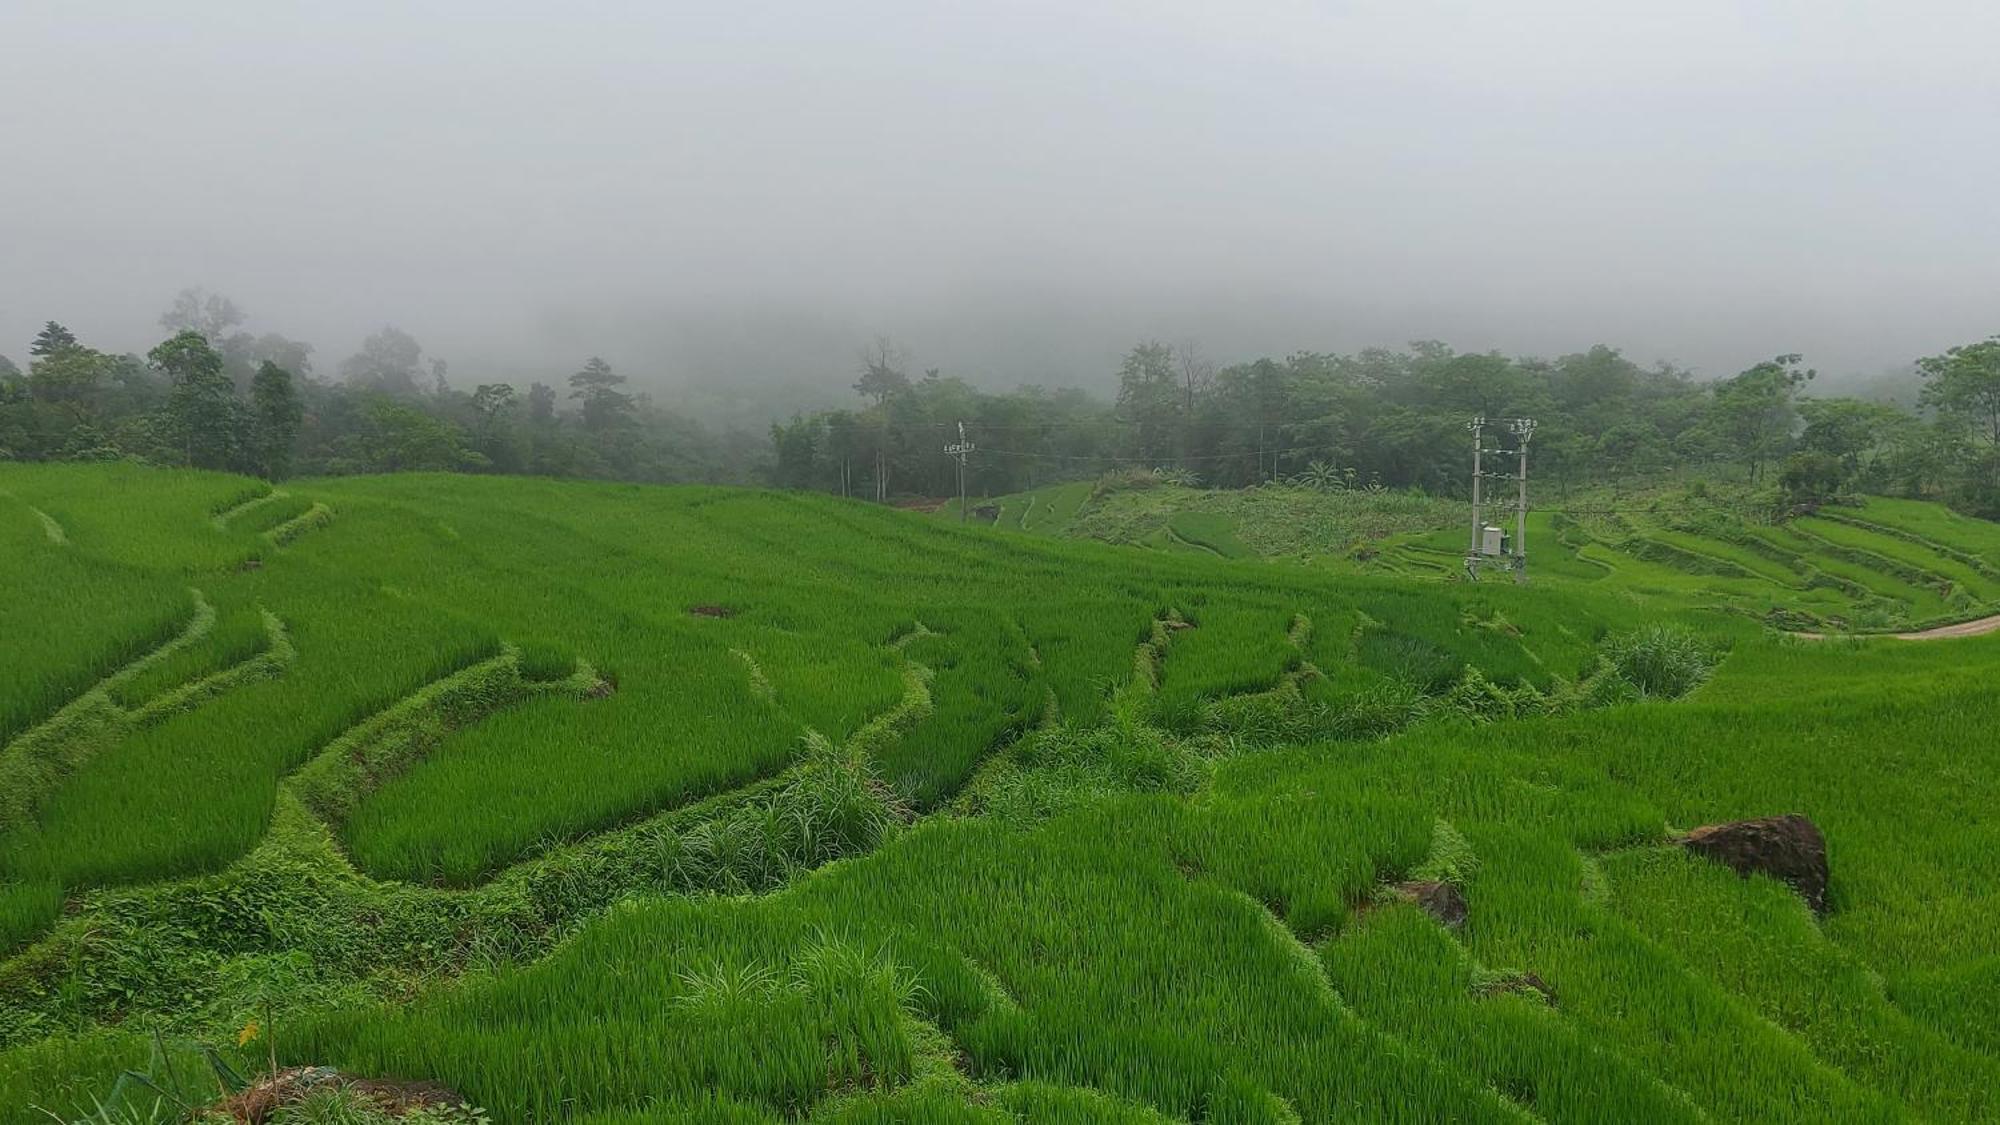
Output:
[3, 463, 1999, 1122]
[982, 480, 2000, 634]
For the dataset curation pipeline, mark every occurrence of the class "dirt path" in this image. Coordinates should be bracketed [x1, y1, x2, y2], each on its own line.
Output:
[1799, 613, 2000, 641]
[1887, 614, 2000, 639]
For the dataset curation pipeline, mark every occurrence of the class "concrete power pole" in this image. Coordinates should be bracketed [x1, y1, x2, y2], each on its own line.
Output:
[1509, 417, 1537, 584]
[945, 421, 976, 523]
[1466, 415, 1537, 582]
[1465, 416, 1486, 580]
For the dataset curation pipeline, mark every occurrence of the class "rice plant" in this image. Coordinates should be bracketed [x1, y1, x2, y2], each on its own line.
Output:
[4, 463, 1999, 1124]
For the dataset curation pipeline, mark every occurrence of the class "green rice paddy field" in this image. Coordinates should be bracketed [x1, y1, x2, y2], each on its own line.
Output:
[977, 478, 2000, 633]
[2, 462, 1998, 1122]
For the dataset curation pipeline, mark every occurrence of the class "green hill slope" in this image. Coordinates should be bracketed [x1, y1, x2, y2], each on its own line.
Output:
[2, 464, 1998, 1123]
[965, 478, 2000, 633]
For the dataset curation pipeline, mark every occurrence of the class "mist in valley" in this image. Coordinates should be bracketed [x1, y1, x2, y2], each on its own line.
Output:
[3, 1, 1995, 417]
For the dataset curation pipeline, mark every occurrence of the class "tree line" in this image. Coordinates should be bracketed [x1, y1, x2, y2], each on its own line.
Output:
[771, 335, 2000, 518]
[4, 289, 1996, 518]
[0, 290, 758, 484]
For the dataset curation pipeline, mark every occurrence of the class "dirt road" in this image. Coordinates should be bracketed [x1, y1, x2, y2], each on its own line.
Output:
[1798, 613, 2000, 641]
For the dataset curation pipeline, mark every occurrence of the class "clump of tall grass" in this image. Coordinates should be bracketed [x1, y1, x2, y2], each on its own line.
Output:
[1200, 678, 1432, 745]
[1438, 666, 1547, 723]
[673, 932, 925, 1041]
[1597, 625, 1717, 700]
[967, 724, 1208, 823]
[655, 744, 897, 896]
[509, 736, 903, 922]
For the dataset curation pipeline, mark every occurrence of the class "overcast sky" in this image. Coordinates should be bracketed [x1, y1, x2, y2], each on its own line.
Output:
[3, 1, 1995, 401]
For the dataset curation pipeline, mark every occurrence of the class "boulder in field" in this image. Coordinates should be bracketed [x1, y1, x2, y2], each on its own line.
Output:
[214, 1066, 468, 1123]
[1679, 813, 1828, 915]
[1392, 879, 1468, 930]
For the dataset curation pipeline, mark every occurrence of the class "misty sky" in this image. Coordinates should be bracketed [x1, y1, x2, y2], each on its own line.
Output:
[3, 1, 1996, 404]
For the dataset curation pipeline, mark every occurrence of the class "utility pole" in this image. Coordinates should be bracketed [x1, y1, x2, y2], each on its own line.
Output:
[1465, 415, 1537, 583]
[945, 421, 976, 523]
[1465, 416, 1485, 579]
[1509, 417, 1536, 584]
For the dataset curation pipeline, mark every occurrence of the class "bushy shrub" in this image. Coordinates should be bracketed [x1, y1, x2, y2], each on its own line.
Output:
[1778, 450, 1850, 512]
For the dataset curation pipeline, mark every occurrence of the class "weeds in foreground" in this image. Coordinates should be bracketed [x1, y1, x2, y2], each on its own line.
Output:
[1597, 625, 1718, 700]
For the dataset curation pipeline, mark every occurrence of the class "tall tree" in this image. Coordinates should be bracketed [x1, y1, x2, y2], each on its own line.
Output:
[853, 337, 911, 407]
[356, 397, 474, 471]
[522, 381, 563, 475]
[1798, 398, 1908, 480]
[30, 322, 78, 357]
[249, 333, 315, 380]
[568, 357, 634, 433]
[1712, 354, 1814, 481]
[248, 361, 303, 479]
[150, 330, 241, 469]
[471, 383, 517, 438]
[464, 384, 512, 466]
[527, 382, 557, 429]
[824, 408, 861, 497]
[852, 338, 911, 500]
[27, 345, 112, 424]
[769, 413, 825, 489]
[159, 288, 246, 344]
[1175, 340, 1216, 414]
[1917, 336, 2000, 445]
[340, 326, 426, 396]
[1420, 351, 1529, 418]
[160, 288, 257, 385]
[1115, 341, 1182, 467]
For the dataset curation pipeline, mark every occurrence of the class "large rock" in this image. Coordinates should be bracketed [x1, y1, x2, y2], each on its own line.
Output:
[1392, 879, 1468, 930]
[1679, 814, 1828, 915]
[214, 1066, 467, 1123]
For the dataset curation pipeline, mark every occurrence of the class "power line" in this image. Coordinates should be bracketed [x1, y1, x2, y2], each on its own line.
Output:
[899, 418, 1326, 432]
[972, 442, 1339, 465]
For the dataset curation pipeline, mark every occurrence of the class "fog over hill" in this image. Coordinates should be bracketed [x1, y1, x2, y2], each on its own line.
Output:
[3, 1, 1995, 404]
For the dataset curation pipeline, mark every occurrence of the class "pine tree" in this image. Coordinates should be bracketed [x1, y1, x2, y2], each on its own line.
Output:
[30, 321, 78, 357]
[568, 357, 633, 433]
